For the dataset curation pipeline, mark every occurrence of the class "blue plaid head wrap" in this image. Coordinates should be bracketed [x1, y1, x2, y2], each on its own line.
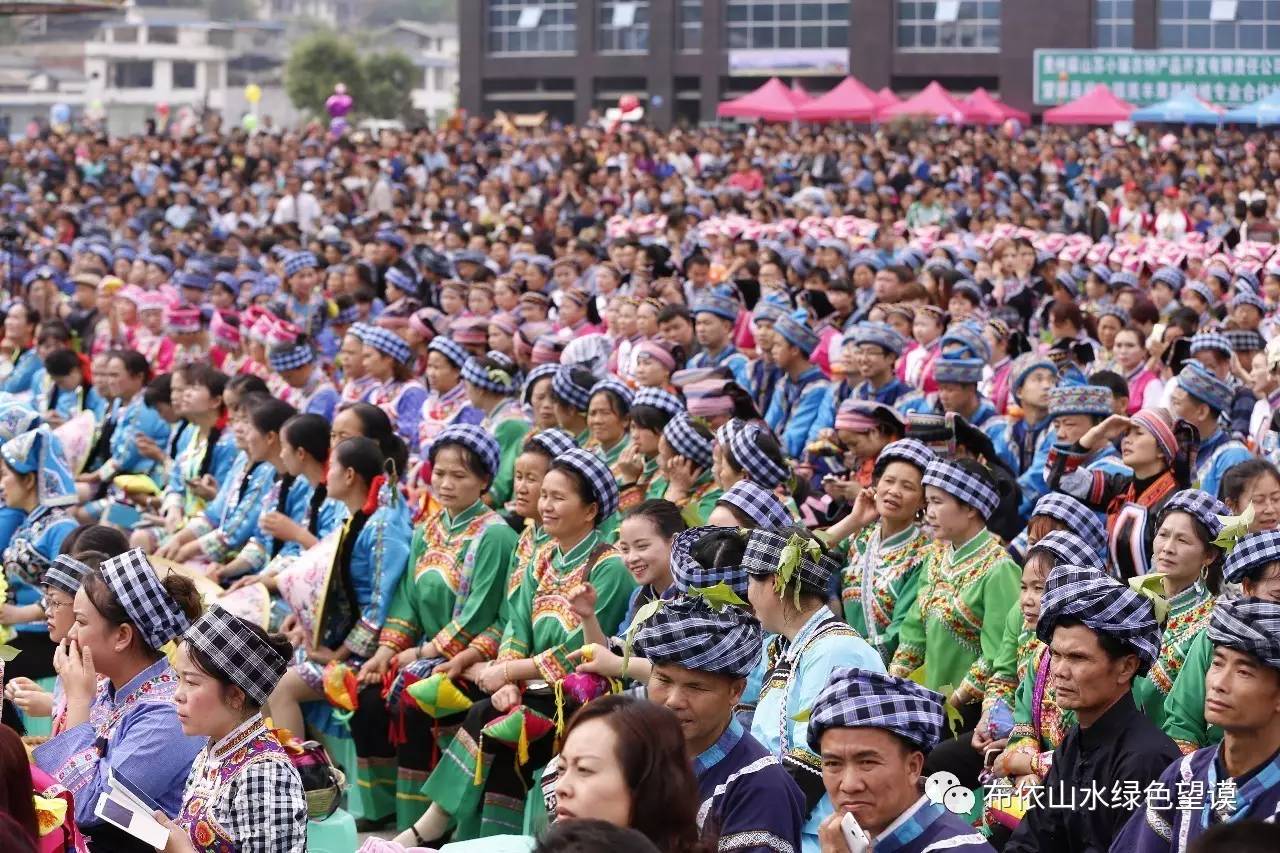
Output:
[431, 423, 501, 480]
[1031, 493, 1106, 558]
[631, 386, 686, 418]
[1048, 384, 1112, 419]
[385, 266, 418, 295]
[1028, 530, 1101, 569]
[1089, 265, 1113, 286]
[724, 421, 788, 489]
[553, 447, 619, 521]
[268, 342, 315, 373]
[742, 527, 839, 599]
[633, 596, 762, 679]
[1096, 303, 1130, 325]
[774, 310, 820, 356]
[363, 326, 413, 366]
[522, 362, 560, 405]
[551, 364, 594, 412]
[44, 554, 89, 597]
[876, 438, 936, 475]
[1189, 332, 1232, 359]
[1236, 269, 1261, 294]
[670, 525, 750, 599]
[184, 606, 289, 705]
[1231, 291, 1267, 314]
[807, 667, 947, 753]
[1159, 489, 1227, 544]
[1, 426, 76, 507]
[940, 322, 993, 363]
[1208, 597, 1280, 671]
[284, 251, 318, 278]
[1176, 361, 1233, 414]
[719, 481, 791, 529]
[933, 356, 985, 385]
[1152, 266, 1185, 290]
[100, 549, 192, 651]
[1182, 280, 1216, 306]
[462, 352, 520, 395]
[1036, 565, 1163, 675]
[692, 286, 740, 323]
[853, 322, 906, 356]
[527, 428, 578, 458]
[1110, 270, 1139, 290]
[1009, 352, 1057, 403]
[428, 336, 470, 370]
[175, 270, 212, 291]
[922, 458, 998, 520]
[589, 378, 634, 413]
[1223, 329, 1265, 354]
[1224, 531, 1280, 584]
[663, 413, 714, 469]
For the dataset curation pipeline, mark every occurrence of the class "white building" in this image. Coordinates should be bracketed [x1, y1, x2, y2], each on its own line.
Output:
[379, 20, 459, 124]
[259, 0, 357, 29]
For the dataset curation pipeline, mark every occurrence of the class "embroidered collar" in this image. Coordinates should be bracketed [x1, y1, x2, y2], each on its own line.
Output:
[694, 715, 746, 777]
[107, 657, 172, 708]
[553, 529, 600, 570]
[1167, 580, 1212, 618]
[949, 528, 992, 565]
[443, 501, 486, 532]
[209, 714, 268, 760]
[880, 523, 921, 552]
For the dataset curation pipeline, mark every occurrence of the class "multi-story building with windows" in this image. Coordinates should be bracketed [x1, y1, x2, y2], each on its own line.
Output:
[459, 1, 1280, 125]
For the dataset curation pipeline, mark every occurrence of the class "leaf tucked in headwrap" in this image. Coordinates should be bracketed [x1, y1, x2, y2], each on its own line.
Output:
[621, 598, 666, 678]
[686, 582, 748, 612]
[775, 533, 820, 608]
[792, 706, 812, 723]
[487, 368, 513, 387]
[1213, 504, 1255, 552]
[1128, 573, 1171, 626]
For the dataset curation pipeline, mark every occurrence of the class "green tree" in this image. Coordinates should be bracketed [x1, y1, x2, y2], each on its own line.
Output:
[361, 51, 417, 121]
[284, 30, 366, 117]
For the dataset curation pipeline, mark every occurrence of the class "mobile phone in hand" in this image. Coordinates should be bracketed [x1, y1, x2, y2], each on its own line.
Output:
[842, 811, 870, 853]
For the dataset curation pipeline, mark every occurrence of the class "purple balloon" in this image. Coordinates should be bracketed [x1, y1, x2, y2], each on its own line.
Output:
[326, 92, 353, 118]
[329, 116, 348, 138]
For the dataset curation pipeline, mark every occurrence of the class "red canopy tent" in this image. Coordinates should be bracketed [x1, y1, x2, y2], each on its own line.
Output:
[877, 81, 967, 123]
[961, 87, 1030, 126]
[1043, 84, 1134, 125]
[796, 76, 882, 122]
[717, 77, 803, 122]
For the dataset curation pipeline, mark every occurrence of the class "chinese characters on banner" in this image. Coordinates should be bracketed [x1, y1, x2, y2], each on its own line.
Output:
[1033, 50, 1280, 107]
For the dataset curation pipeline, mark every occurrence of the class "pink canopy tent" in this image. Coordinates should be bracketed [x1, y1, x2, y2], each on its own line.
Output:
[961, 87, 1030, 126]
[717, 77, 804, 122]
[1043, 84, 1134, 125]
[796, 76, 882, 122]
[877, 81, 967, 123]
[877, 87, 900, 106]
[788, 81, 812, 106]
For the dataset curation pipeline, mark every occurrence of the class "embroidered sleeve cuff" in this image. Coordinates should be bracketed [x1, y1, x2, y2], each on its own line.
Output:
[497, 636, 528, 663]
[469, 632, 500, 661]
[532, 646, 573, 682]
[431, 621, 472, 660]
[379, 622, 417, 653]
[343, 619, 380, 658]
[196, 530, 232, 563]
[185, 516, 214, 538]
[888, 645, 924, 679]
[238, 540, 268, 573]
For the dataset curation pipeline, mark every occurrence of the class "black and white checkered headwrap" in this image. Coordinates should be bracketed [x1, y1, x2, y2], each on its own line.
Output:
[363, 326, 412, 366]
[184, 605, 289, 705]
[43, 554, 89, 597]
[725, 421, 788, 488]
[921, 458, 998, 520]
[719, 481, 791, 529]
[428, 336, 470, 370]
[1032, 493, 1106, 558]
[877, 438, 936, 475]
[1189, 332, 1232, 358]
[632, 386, 685, 418]
[1208, 597, 1280, 671]
[1160, 489, 1227, 543]
[554, 447, 619, 521]
[522, 362, 559, 405]
[589, 378, 634, 413]
[100, 549, 192, 650]
[430, 424, 501, 480]
[1028, 530, 1101, 569]
[1224, 530, 1280, 584]
[670, 525, 750, 599]
[527, 428, 578, 459]
[742, 527, 838, 598]
[1036, 565, 1162, 675]
[268, 343, 314, 373]
[551, 364, 593, 412]
[664, 413, 714, 469]
[806, 667, 947, 753]
[633, 597, 763, 678]
[461, 352, 520, 395]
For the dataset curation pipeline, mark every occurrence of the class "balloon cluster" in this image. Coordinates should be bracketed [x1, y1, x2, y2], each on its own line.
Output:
[326, 83, 353, 138]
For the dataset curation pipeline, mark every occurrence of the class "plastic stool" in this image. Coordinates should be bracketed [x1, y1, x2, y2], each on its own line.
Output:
[307, 808, 358, 853]
[19, 676, 58, 738]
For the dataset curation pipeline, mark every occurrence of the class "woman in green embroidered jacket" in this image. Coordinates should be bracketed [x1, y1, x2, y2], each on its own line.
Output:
[647, 412, 723, 526]
[461, 352, 530, 509]
[889, 458, 1021, 729]
[350, 424, 519, 831]
[614, 387, 683, 515]
[398, 448, 635, 846]
[584, 379, 632, 483]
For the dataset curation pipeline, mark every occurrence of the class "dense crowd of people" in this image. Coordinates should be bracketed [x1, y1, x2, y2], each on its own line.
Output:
[0, 115, 1279, 853]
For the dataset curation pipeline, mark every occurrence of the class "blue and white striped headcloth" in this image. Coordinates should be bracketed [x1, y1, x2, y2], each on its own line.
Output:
[100, 549, 192, 651]
[774, 310, 820, 356]
[284, 251, 318, 278]
[590, 378, 634, 412]
[522, 362, 560, 405]
[1089, 265, 1112, 285]
[725, 421, 788, 489]
[1231, 291, 1267, 314]
[553, 447, 619, 521]
[632, 386, 685, 418]
[1048, 384, 1112, 419]
[1236, 269, 1261, 294]
[1160, 489, 1227, 543]
[692, 286, 740, 323]
[551, 364, 593, 412]
[461, 352, 520, 395]
[1224, 329, 1265, 354]
[184, 606, 288, 705]
[1028, 530, 1101, 570]
[1189, 332, 1232, 358]
[428, 335, 470, 369]
[175, 270, 211, 291]
[431, 423, 500, 479]
[385, 266, 418, 295]
[44, 554, 89, 597]
[1152, 266, 1185, 289]
[527, 428, 578, 458]
[877, 438, 935, 474]
[670, 525, 750, 599]
[853, 322, 906, 356]
[940, 322, 993, 363]
[933, 356, 985, 385]
[633, 596, 762, 679]
[1208, 597, 1280, 671]
[1096, 303, 1130, 325]
[1204, 267, 1231, 288]
[719, 480, 791, 529]
[363, 326, 412, 365]
[268, 343, 315, 373]
[922, 458, 998, 520]
[1182, 280, 1216, 306]
[1176, 361, 1233, 413]
[1036, 565, 1162, 675]
[663, 413, 714, 469]
[742, 527, 839, 598]
[1110, 270, 1139, 290]
[807, 667, 947, 752]
[1031, 492, 1106, 558]
[1223, 530, 1280, 584]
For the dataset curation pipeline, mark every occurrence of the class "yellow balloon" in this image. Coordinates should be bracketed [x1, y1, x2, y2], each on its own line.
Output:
[244, 83, 262, 104]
